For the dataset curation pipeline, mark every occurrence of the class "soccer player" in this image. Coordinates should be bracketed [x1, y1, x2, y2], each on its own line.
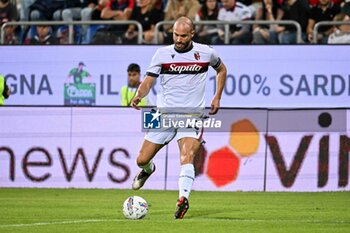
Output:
[131, 16, 227, 219]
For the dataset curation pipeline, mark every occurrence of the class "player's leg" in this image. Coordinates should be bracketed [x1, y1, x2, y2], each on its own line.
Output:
[174, 136, 202, 219]
[133, 129, 176, 190]
[132, 139, 164, 190]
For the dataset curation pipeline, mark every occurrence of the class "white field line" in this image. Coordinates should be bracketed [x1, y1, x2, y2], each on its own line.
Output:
[0, 219, 117, 228]
[0, 218, 348, 228]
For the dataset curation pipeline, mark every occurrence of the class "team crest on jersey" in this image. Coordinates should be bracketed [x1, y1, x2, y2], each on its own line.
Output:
[171, 54, 175, 59]
[194, 52, 200, 60]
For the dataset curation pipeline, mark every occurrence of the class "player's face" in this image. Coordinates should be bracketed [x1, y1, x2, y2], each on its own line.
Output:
[173, 23, 194, 51]
[128, 71, 140, 87]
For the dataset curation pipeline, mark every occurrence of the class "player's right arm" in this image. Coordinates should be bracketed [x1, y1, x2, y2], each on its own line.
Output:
[131, 75, 156, 110]
[132, 48, 161, 110]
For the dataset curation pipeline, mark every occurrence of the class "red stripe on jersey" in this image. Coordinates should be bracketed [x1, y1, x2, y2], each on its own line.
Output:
[161, 62, 210, 75]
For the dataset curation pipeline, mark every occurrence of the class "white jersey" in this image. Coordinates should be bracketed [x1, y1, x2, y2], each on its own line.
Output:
[146, 42, 221, 108]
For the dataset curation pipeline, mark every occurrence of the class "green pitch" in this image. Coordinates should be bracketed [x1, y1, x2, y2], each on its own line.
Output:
[0, 188, 349, 233]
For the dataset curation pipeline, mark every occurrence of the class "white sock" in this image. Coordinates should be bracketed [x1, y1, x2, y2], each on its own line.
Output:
[140, 161, 154, 174]
[178, 164, 195, 199]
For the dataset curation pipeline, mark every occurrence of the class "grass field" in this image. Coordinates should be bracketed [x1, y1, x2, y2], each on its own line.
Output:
[0, 188, 349, 233]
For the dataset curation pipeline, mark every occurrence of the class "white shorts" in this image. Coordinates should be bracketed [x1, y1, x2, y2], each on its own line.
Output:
[144, 127, 203, 145]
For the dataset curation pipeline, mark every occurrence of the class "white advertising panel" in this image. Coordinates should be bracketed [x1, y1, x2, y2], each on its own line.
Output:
[212, 46, 350, 108]
[1, 45, 349, 107]
[0, 107, 349, 191]
[265, 110, 349, 191]
[0, 107, 165, 189]
[165, 110, 268, 191]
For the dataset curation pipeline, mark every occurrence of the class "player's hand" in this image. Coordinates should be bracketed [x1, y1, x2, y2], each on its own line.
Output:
[209, 97, 220, 115]
[131, 96, 141, 110]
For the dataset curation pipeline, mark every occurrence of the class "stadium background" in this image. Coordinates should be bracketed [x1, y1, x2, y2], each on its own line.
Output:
[0, 45, 349, 192]
[0, 1, 349, 232]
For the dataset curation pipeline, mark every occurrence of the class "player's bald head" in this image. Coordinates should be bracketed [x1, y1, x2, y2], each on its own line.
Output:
[173, 16, 195, 51]
[174, 16, 195, 32]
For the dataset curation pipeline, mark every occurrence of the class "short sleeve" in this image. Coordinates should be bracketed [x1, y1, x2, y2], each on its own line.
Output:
[209, 47, 221, 69]
[146, 49, 162, 78]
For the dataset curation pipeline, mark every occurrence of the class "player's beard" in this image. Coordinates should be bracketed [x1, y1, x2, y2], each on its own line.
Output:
[175, 40, 191, 51]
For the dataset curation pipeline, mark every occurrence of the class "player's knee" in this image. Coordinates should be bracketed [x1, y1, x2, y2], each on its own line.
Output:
[136, 156, 150, 167]
[180, 152, 195, 164]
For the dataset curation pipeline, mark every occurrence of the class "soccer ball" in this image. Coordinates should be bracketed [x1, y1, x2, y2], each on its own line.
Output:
[122, 196, 148, 220]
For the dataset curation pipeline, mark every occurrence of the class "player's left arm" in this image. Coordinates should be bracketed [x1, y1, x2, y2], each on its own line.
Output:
[210, 62, 227, 115]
